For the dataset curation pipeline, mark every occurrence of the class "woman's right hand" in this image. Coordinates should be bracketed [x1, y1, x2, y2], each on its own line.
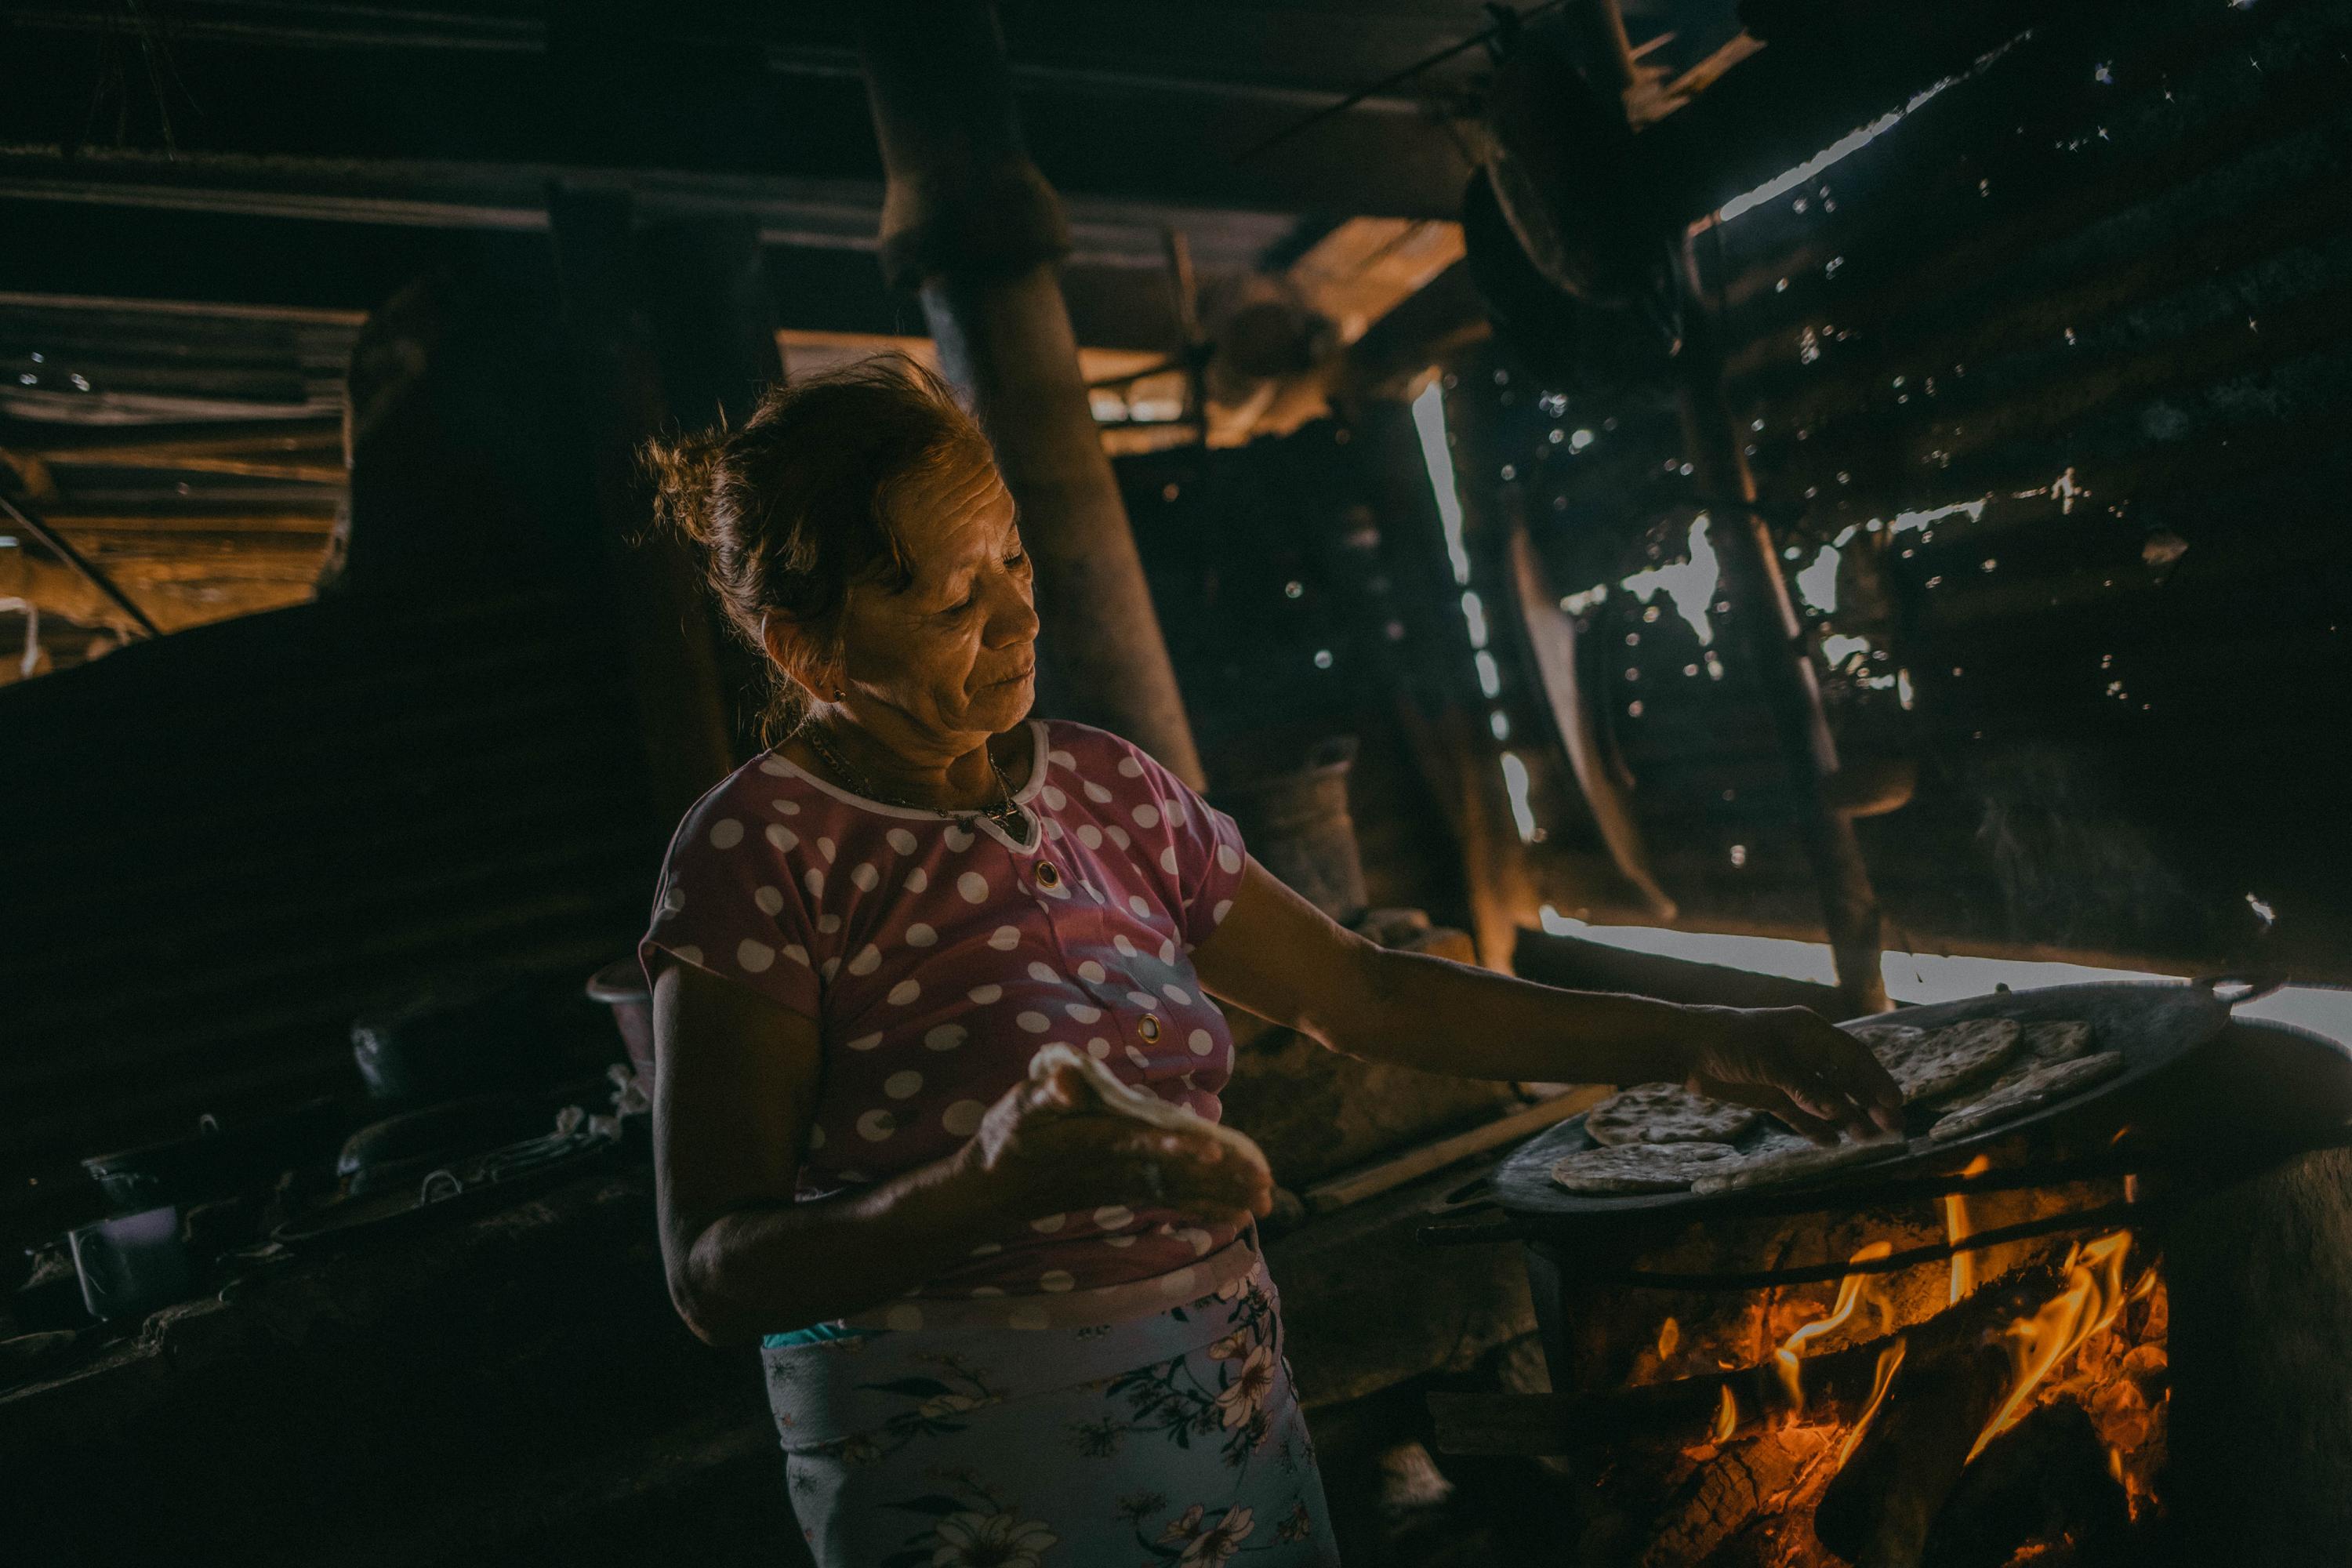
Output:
[955, 1057, 1274, 1230]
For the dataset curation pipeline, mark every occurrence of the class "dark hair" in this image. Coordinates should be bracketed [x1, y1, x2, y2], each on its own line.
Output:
[644, 354, 995, 740]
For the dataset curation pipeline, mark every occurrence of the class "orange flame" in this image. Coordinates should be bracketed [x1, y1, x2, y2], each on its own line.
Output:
[1712, 1384, 1738, 1444]
[1831, 1338, 1908, 1472]
[1944, 1158, 1991, 1305]
[1657, 1316, 1682, 1360]
[1944, 1192, 1975, 1305]
[1969, 1230, 2135, 1461]
[1775, 1240, 1895, 1414]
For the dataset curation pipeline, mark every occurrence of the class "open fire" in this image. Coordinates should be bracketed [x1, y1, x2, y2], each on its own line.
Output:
[1623, 1173, 2169, 1567]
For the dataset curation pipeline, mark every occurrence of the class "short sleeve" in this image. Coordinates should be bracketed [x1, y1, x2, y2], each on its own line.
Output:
[1106, 735, 1249, 950]
[639, 790, 823, 1022]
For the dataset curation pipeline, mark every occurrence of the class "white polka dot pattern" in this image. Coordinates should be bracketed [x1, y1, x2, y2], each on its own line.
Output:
[640, 720, 1251, 1306]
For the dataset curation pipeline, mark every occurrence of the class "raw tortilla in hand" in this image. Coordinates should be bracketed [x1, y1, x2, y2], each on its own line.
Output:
[1026, 1043, 1270, 1174]
[1583, 1083, 1759, 1147]
[1927, 1051, 2125, 1142]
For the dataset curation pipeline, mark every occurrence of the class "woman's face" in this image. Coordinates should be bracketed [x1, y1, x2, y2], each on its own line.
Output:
[827, 451, 1039, 749]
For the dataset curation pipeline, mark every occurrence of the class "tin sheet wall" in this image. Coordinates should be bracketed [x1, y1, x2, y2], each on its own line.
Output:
[1471, 0, 2352, 978]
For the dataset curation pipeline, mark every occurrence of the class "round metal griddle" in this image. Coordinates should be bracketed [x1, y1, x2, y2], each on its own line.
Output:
[1494, 978, 2259, 1231]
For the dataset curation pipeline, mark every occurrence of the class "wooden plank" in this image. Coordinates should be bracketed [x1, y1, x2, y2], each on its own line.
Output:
[1299, 1087, 1609, 1214]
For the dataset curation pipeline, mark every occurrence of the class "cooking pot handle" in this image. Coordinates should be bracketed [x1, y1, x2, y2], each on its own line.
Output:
[2197, 971, 2290, 1007]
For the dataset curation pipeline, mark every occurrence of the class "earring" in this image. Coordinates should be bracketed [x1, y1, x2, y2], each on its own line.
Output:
[833, 686, 845, 701]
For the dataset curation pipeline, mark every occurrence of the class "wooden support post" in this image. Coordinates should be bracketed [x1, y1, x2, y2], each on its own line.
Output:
[1671, 234, 1887, 1014]
[857, 1, 1206, 788]
[547, 185, 736, 828]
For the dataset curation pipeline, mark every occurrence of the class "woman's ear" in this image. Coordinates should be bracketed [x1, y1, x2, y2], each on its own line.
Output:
[760, 615, 840, 706]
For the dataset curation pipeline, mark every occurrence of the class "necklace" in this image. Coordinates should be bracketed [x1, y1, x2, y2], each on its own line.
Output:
[800, 723, 1037, 850]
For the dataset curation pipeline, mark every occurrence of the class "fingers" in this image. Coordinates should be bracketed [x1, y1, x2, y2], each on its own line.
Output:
[1791, 1016, 1905, 1135]
[1759, 1089, 1846, 1145]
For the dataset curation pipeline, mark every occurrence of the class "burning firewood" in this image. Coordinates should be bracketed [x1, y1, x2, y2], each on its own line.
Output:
[1916, 1403, 2132, 1568]
[1430, 1262, 2066, 1457]
[1814, 1235, 2139, 1568]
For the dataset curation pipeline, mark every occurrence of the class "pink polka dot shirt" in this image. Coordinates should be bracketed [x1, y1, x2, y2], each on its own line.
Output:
[640, 720, 1250, 1316]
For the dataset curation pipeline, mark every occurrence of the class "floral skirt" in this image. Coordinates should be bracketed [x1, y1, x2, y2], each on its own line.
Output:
[763, 1258, 1341, 1566]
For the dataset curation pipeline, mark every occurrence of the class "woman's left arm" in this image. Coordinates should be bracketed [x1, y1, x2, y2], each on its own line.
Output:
[1191, 858, 1903, 1144]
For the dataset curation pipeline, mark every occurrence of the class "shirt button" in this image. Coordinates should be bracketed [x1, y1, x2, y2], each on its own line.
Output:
[1138, 1014, 1162, 1044]
[1035, 862, 1062, 890]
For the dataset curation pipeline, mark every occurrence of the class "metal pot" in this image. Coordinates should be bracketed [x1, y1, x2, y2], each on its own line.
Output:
[350, 978, 610, 1103]
[585, 957, 654, 1078]
[1214, 735, 1369, 925]
[81, 1098, 348, 1214]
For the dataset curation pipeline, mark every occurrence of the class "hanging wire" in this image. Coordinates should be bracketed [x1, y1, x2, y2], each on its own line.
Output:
[1231, 0, 1572, 165]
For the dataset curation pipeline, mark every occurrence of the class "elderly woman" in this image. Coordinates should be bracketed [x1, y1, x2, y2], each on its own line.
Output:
[640, 358, 1900, 1565]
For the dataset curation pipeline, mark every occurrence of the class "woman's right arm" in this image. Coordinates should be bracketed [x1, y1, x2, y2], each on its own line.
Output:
[652, 963, 1270, 1347]
[654, 961, 989, 1345]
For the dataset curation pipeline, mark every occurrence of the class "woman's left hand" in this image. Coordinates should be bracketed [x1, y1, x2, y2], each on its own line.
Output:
[1674, 1006, 1906, 1144]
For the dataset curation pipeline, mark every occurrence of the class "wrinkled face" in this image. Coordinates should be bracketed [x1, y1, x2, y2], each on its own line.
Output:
[830, 450, 1039, 747]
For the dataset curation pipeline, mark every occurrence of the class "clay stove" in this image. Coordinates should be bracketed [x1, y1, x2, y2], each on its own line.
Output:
[1430, 979, 2352, 1566]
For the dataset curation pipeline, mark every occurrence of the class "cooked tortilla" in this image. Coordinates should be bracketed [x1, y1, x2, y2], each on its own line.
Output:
[1690, 1131, 1902, 1196]
[2018, 1020, 2096, 1068]
[1926, 1051, 2125, 1142]
[1861, 1018, 2025, 1104]
[1584, 1082, 1759, 1147]
[1549, 1140, 1743, 1195]
[1931, 1019, 2098, 1109]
